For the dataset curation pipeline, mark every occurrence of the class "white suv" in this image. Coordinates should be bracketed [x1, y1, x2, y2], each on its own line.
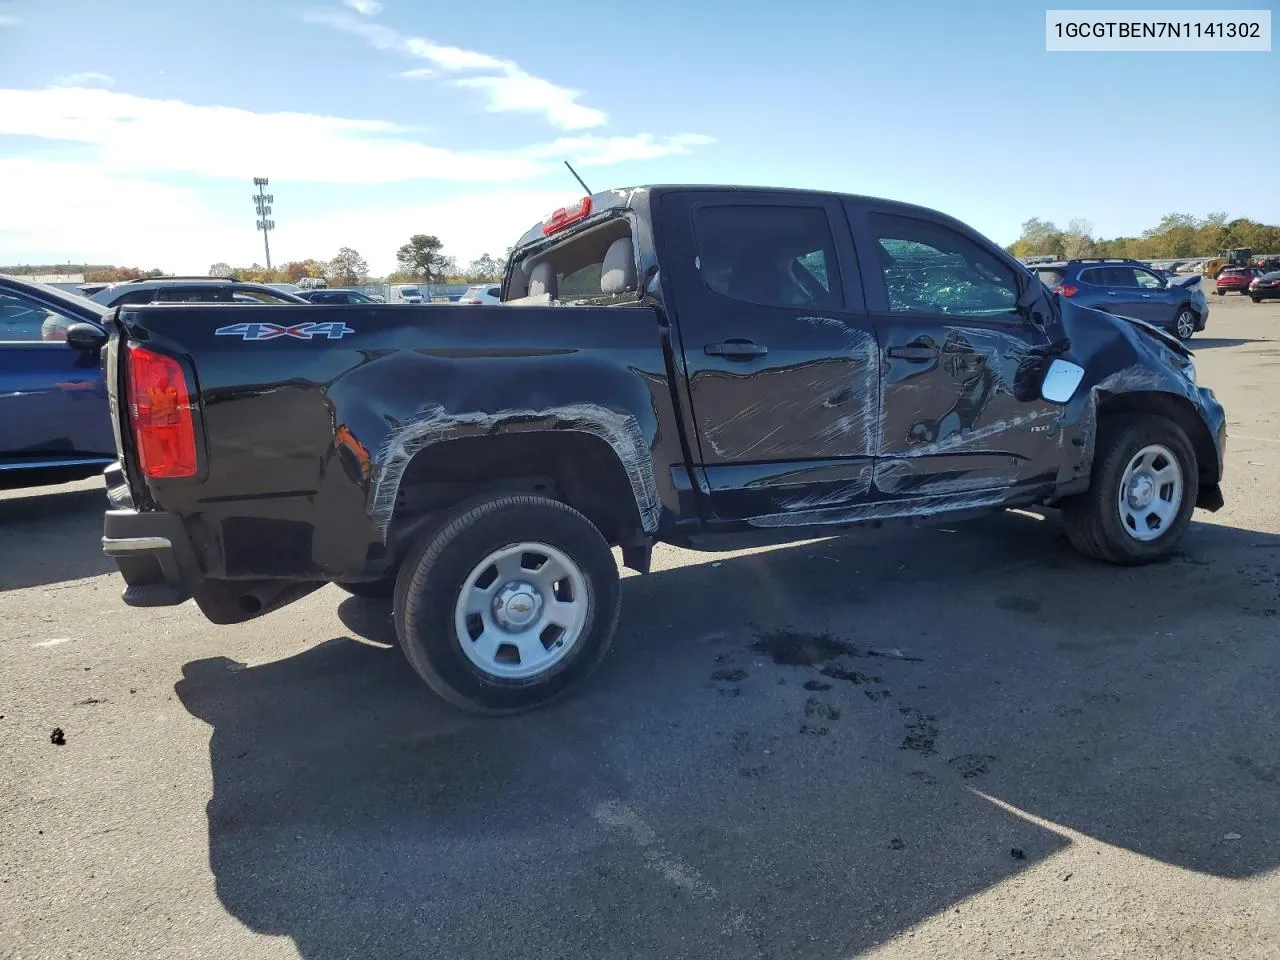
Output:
[460, 284, 501, 305]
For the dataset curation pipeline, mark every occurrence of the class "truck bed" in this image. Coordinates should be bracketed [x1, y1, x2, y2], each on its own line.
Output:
[106, 302, 682, 587]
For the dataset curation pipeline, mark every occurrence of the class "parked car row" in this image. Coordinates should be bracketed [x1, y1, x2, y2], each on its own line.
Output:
[1029, 257, 1208, 341]
[1215, 267, 1280, 302]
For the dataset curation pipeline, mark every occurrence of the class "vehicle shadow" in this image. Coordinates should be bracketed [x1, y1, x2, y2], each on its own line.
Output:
[0, 484, 113, 591]
[1192, 337, 1269, 349]
[177, 511, 1280, 959]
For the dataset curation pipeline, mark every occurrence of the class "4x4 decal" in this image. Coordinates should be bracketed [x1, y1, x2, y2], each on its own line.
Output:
[214, 321, 354, 341]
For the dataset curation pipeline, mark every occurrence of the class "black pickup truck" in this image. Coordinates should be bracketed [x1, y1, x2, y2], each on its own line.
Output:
[97, 185, 1226, 713]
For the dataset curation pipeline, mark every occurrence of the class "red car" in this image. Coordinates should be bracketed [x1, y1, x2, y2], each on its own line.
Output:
[1215, 267, 1258, 295]
[1249, 271, 1280, 303]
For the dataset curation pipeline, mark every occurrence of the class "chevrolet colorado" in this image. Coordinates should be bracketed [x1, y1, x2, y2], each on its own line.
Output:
[99, 185, 1226, 713]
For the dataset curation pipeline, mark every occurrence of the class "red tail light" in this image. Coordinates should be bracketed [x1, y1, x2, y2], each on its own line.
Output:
[541, 196, 592, 235]
[125, 343, 198, 479]
[1053, 283, 1079, 297]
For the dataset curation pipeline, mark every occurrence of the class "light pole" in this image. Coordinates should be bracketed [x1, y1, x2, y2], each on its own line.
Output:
[253, 177, 275, 271]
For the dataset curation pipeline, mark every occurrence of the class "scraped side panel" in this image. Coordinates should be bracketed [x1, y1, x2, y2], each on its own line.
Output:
[369, 402, 662, 536]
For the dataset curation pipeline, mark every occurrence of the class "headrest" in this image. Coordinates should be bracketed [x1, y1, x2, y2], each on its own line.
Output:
[600, 237, 637, 295]
[528, 261, 556, 298]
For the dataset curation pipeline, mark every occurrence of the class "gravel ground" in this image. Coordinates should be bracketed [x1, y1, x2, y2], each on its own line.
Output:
[2, 291, 1278, 960]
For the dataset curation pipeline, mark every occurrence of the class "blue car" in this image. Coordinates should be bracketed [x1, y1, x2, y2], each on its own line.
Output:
[0, 274, 114, 490]
[1031, 258, 1209, 342]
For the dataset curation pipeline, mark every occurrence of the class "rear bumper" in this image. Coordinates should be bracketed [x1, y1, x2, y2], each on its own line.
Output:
[102, 507, 199, 607]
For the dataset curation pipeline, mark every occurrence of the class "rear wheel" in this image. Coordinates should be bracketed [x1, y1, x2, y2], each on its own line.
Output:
[393, 494, 621, 714]
[1173, 308, 1197, 341]
[1061, 414, 1198, 565]
[1252, 296, 1262, 304]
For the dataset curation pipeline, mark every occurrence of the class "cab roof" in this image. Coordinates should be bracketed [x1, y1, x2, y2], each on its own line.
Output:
[512, 184, 979, 254]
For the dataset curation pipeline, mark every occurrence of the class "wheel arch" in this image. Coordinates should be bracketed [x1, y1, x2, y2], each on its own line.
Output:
[1096, 390, 1220, 493]
[383, 430, 650, 565]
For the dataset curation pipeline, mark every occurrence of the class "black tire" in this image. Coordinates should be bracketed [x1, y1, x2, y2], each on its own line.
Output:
[1172, 307, 1197, 341]
[1251, 297, 1261, 304]
[1061, 414, 1198, 565]
[393, 494, 621, 715]
[1213, 289, 1223, 296]
[336, 575, 396, 599]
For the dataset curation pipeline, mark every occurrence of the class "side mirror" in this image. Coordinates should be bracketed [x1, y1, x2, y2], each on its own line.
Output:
[1041, 358, 1085, 404]
[66, 322, 108, 351]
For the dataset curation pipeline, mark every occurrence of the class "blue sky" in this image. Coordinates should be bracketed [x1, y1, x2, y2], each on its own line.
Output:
[0, 0, 1276, 273]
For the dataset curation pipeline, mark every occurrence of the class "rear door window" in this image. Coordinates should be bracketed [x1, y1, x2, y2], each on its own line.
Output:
[232, 288, 301, 304]
[692, 205, 843, 310]
[155, 286, 232, 302]
[111, 289, 158, 306]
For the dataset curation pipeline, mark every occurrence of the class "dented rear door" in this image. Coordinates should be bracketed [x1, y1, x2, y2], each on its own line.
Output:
[658, 189, 879, 522]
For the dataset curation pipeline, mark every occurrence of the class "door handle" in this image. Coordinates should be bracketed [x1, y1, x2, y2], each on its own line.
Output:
[1140, 294, 1152, 298]
[886, 345, 938, 362]
[705, 339, 768, 360]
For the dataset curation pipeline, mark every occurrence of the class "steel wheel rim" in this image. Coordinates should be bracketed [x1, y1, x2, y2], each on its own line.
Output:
[453, 541, 589, 680]
[1175, 311, 1195, 339]
[1117, 443, 1183, 543]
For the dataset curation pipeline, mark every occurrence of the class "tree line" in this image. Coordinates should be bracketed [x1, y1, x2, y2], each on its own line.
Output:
[1007, 213, 1280, 260]
[207, 238, 510, 288]
[2, 236, 511, 288]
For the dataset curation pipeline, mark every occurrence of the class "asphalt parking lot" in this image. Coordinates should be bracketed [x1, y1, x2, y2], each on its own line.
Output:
[3, 291, 1279, 960]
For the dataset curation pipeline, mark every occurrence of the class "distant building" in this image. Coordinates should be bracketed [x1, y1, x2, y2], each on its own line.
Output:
[26, 273, 86, 284]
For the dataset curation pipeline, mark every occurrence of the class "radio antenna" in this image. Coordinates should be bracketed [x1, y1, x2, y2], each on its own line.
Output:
[564, 160, 592, 196]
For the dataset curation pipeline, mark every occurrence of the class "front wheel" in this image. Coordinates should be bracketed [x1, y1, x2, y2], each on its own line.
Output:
[1173, 308, 1197, 341]
[1250, 296, 1261, 304]
[1061, 414, 1198, 565]
[393, 495, 621, 714]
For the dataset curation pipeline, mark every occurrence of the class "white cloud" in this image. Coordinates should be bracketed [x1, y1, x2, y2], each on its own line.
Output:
[52, 71, 114, 87]
[0, 85, 713, 273]
[0, 86, 709, 185]
[397, 68, 434, 80]
[0, 14, 19, 26]
[525, 133, 716, 169]
[342, 0, 381, 13]
[304, 10, 607, 130]
[0, 156, 576, 274]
